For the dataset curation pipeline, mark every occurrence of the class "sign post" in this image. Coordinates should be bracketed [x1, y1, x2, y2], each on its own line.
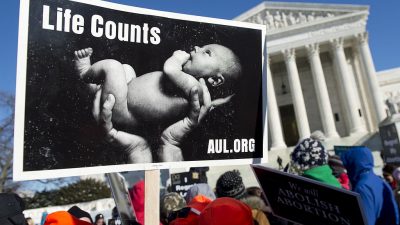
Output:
[145, 170, 160, 225]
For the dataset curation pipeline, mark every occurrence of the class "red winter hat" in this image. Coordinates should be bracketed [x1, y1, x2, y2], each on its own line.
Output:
[44, 211, 93, 225]
[198, 197, 253, 225]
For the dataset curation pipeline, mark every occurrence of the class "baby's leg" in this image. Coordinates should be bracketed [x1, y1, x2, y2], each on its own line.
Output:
[74, 48, 93, 78]
[74, 48, 135, 123]
[74, 48, 98, 93]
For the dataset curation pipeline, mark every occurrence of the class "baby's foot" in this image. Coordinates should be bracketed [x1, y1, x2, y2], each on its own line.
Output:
[74, 47, 93, 79]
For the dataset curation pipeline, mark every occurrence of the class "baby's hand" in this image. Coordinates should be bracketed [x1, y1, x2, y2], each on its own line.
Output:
[172, 50, 190, 64]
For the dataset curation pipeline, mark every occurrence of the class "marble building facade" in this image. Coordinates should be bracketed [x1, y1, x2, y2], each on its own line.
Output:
[235, 2, 390, 163]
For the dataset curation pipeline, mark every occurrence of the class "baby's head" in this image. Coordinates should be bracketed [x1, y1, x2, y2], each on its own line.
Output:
[183, 44, 242, 89]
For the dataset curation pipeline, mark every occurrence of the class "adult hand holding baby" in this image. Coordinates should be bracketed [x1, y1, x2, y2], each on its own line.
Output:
[158, 78, 212, 161]
[92, 86, 153, 163]
[92, 78, 213, 163]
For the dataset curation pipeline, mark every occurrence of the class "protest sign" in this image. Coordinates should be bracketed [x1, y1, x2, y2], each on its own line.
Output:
[379, 122, 400, 165]
[14, 0, 266, 180]
[170, 171, 203, 198]
[106, 173, 137, 225]
[252, 165, 367, 225]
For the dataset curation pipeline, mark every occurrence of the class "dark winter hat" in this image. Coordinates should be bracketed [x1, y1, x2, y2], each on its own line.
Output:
[216, 170, 246, 199]
[328, 155, 346, 177]
[68, 206, 93, 224]
[291, 138, 328, 173]
[94, 214, 105, 224]
[95, 214, 104, 220]
[383, 164, 397, 175]
[0, 193, 26, 225]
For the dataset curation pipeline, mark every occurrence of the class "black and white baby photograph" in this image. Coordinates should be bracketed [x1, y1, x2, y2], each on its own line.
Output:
[16, 0, 264, 176]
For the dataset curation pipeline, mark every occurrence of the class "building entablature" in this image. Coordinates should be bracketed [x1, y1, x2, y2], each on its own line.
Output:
[235, 1, 369, 55]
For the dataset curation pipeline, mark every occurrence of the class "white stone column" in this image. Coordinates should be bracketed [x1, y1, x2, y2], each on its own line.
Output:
[356, 32, 387, 122]
[330, 38, 364, 134]
[283, 48, 310, 139]
[266, 57, 287, 149]
[306, 43, 339, 138]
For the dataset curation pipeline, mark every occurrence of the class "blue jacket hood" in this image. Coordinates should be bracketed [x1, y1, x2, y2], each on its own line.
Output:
[340, 146, 374, 185]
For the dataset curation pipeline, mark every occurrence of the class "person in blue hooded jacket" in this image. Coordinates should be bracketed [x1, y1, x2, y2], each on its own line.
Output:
[341, 146, 399, 225]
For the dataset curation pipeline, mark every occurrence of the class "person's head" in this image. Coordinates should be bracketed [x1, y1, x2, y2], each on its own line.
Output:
[383, 164, 396, 182]
[44, 211, 92, 225]
[185, 183, 216, 203]
[215, 170, 246, 199]
[393, 167, 400, 182]
[328, 154, 347, 177]
[67, 206, 93, 224]
[246, 186, 262, 197]
[169, 195, 213, 225]
[26, 217, 34, 225]
[0, 193, 26, 225]
[383, 164, 397, 189]
[94, 214, 105, 225]
[240, 195, 269, 212]
[290, 137, 328, 174]
[183, 44, 242, 88]
[340, 146, 374, 185]
[160, 192, 187, 224]
[198, 197, 254, 225]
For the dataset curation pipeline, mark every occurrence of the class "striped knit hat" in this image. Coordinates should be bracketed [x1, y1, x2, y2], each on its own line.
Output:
[216, 170, 246, 199]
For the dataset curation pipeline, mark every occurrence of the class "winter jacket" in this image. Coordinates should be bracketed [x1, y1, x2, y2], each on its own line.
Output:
[341, 146, 399, 225]
[337, 172, 351, 190]
[302, 165, 342, 188]
[185, 183, 216, 203]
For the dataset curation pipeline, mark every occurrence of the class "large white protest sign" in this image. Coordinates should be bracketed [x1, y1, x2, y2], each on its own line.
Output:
[14, 0, 266, 180]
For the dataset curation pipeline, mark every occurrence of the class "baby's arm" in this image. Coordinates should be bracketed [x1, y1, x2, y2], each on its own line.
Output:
[163, 50, 199, 98]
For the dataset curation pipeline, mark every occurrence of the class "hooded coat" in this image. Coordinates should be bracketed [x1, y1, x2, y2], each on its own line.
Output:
[302, 165, 342, 188]
[341, 146, 399, 225]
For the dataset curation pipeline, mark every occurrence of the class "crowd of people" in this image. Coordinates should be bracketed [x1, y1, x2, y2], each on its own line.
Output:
[3, 133, 400, 225]
[284, 133, 400, 225]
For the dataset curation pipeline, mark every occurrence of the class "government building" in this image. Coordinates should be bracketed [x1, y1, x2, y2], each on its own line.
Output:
[81, 1, 400, 195]
[235, 1, 400, 167]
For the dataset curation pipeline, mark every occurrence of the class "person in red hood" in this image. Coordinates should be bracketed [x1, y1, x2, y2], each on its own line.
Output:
[130, 180, 145, 225]
[129, 180, 163, 225]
